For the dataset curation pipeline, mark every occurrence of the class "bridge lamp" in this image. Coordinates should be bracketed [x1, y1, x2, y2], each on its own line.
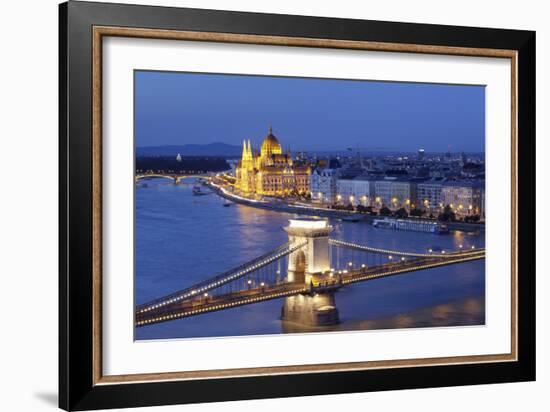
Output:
[203, 293, 208, 297]
[348, 262, 353, 267]
[260, 282, 265, 287]
[388, 255, 393, 260]
[401, 257, 406, 262]
[441, 250, 446, 254]
[428, 249, 433, 253]
[459, 244, 463, 249]
[361, 264, 366, 268]
[247, 280, 252, 285]
[471, 245, 475, 249]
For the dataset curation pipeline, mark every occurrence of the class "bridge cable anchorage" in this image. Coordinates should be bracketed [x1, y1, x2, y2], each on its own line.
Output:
[328, 239, 485, 258]
[136, 241, 307, 314]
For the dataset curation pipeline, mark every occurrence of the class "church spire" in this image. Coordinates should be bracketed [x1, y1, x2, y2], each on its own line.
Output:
[247, 139, 252, 159]
[241, 139, 247, 160]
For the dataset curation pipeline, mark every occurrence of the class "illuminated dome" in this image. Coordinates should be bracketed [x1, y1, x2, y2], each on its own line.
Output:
[260, 126, 283, 157]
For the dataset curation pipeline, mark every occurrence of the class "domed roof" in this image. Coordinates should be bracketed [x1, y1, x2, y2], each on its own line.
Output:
[261, 126, 282, 156]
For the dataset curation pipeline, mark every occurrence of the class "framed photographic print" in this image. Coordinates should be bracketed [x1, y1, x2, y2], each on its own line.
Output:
[59, 1, 535, 410]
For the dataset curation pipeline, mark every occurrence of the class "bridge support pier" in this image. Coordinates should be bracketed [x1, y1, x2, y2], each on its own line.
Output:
[282, 218, 339, 327]
[281, 292, 339, 326]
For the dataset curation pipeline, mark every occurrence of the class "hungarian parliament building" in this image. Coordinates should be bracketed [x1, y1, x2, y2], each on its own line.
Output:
[235, 127, 310, 197]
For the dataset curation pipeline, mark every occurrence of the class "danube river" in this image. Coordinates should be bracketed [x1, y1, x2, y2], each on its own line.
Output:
[135, 178, 485, 340]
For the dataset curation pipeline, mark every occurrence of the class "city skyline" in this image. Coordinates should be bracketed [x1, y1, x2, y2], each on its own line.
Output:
[135, 71, 485, 153]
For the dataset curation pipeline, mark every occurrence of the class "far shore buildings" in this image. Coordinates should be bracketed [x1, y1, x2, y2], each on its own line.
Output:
[310, 166, 485, 219]
[441, 181, 484, 218]
[311, 168, 338, 204]
[336, 176, 373, 206]
[235, 127, 310, 197]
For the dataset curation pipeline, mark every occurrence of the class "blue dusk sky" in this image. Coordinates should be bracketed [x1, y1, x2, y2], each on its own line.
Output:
[135, 70, 485, 153]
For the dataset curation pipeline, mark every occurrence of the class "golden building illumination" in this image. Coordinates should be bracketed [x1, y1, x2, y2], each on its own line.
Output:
[235, 126, 310, 196]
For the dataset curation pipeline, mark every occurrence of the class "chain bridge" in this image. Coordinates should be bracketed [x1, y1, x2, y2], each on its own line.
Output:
[135, 173, 208, 184]
[136, 218, 485, 328]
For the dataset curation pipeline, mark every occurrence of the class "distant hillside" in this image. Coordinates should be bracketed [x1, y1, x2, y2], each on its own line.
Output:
[136, 142, 242, 157]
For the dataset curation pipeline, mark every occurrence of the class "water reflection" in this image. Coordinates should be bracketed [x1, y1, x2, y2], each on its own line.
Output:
[281, 296, 485, 334]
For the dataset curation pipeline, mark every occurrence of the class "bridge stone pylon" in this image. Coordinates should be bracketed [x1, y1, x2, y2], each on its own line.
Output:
[284, 218, 332, 284]
[282, 218, 339, 326]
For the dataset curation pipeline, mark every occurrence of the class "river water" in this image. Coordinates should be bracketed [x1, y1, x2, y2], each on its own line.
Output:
[135, 178, 485, 340]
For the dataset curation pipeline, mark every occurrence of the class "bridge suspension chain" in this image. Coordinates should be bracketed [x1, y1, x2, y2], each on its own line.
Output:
[328, 239, 484, 258]
[136, 241, 306, 314]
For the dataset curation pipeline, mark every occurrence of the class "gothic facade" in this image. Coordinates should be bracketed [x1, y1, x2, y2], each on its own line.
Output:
[235, 127, 310, 197]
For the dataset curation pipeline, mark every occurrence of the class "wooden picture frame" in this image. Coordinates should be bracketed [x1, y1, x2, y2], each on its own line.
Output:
[59, 1, 535, 410]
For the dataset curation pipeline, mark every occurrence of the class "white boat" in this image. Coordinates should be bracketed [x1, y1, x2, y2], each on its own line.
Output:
[373, 217, 448, 234]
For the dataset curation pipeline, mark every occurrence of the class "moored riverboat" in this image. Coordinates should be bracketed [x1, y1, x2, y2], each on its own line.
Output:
[373, 217, 448, 234]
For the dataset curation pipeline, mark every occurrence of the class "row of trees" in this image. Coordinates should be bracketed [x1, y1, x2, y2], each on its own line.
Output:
[330, 203, 481, 223]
